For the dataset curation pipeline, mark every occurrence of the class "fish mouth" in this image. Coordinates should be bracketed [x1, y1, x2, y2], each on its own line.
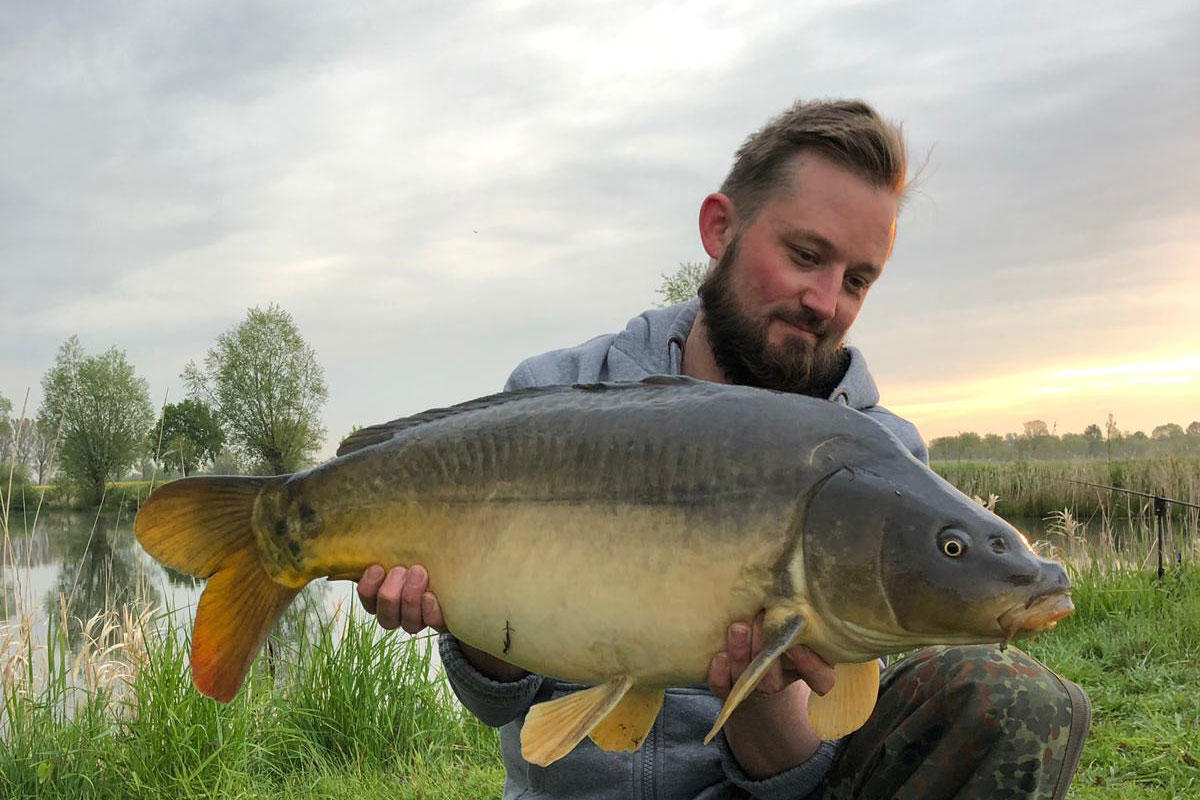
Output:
[996, 589, 1075, 644]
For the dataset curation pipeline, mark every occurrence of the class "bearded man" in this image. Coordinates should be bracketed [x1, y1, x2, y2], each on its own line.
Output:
[358, 99, 1089, 800]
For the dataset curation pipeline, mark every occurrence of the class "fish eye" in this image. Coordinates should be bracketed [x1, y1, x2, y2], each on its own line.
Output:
[940, 534, 967, 558]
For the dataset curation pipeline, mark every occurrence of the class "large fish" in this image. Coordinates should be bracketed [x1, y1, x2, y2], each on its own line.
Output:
[134, 377, 1073, 766]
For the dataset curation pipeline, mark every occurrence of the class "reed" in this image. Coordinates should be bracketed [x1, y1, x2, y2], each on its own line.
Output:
[0, 594, 502, 799]
[933, 457, 1200, 521]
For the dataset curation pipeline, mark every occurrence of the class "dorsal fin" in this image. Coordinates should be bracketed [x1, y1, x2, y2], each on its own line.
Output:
[336, 376, 704, 457]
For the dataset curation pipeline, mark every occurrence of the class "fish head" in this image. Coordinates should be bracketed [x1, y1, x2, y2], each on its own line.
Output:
[801, 464, 1073, 659]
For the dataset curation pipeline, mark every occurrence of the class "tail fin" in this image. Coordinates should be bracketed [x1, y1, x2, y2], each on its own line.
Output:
[135, 476, 300, 703]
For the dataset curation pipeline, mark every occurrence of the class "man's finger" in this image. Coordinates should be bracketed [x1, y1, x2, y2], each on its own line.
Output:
[375, 565, 407, 630]
[357, 564, 385, 614]
[726, 621, 751, 679]
[707, 651, 731, 699]
[786, 645, 836, 696]
[422, 592, 447, 633]
[400, 564, 429, 633]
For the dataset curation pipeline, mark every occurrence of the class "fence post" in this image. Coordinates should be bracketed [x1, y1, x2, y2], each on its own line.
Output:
[1155, 491, 1167, 580]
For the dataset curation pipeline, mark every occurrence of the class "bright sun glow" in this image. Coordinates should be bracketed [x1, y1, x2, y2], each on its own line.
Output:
[889, 353, 1200, 439]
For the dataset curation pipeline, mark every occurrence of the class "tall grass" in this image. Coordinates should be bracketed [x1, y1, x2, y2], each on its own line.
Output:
[0, 596, 501, 799]
[934, 457, 1200, 521]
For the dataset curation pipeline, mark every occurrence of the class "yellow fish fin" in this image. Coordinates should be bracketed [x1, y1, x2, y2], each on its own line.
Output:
[704, 613, 806, 744]
[134, 476, 299, 703]
[807, 659, 880, 740]
[588, 687, 665, 753]
[521, 675, 634, 766]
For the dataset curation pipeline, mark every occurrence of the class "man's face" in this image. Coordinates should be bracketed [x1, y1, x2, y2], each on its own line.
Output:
[698, 154, 899, 396]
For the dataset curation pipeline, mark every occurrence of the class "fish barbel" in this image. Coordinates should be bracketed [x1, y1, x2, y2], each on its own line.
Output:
[134, 377, 1073, 765]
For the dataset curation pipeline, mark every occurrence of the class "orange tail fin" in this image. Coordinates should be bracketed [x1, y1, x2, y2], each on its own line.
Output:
[135, 476, 300, 702]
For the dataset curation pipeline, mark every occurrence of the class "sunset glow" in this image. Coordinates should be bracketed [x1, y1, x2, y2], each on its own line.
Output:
[891, 353, 1200, 440]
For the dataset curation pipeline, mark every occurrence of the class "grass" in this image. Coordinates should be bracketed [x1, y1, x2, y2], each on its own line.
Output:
[0, 598, 503, 799]
[1024, 563, 1200, 799]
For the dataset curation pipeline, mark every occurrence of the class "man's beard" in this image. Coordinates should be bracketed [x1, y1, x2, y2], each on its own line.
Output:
[697, 235, 849, 398]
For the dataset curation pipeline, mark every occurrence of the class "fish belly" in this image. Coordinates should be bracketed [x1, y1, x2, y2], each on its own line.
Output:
[308, 499, 785, 687]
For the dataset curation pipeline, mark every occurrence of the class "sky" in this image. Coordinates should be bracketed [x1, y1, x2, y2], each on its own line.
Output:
[2, 0, 1197, 459]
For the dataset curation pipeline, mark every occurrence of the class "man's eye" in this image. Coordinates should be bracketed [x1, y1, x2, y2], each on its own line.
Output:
[791, 249, 819, 265]
[845, 275, 870, 293]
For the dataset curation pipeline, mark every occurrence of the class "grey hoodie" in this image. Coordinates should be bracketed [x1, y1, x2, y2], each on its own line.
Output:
[438, 300, 928, 799]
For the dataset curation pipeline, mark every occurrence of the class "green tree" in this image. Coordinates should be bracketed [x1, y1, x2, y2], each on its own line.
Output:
[0, 391, 11, 444]
[30, 418, 58, 484]
[184, 304, 327, 475]
[38, 337, 154, 506]
[152, 399, 225, 476]
[655, 261, 708, 307]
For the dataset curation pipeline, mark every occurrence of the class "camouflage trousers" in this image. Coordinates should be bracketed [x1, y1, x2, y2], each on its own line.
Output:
[814, 645, 1090, 800]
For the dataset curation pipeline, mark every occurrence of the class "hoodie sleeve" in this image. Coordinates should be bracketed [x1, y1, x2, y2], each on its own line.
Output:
[716, 735, 842, 799]
[438, 633, 546, 728]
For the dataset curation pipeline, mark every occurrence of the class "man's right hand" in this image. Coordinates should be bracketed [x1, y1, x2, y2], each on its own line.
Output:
[357, 564, 447, 634]
[356, 564, 530, 682]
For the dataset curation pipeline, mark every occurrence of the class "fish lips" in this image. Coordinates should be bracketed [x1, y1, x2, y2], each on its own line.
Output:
[996, 589, 1075, 643]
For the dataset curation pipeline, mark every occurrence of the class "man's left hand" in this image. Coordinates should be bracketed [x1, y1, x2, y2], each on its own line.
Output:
[707, 612, 837, 779]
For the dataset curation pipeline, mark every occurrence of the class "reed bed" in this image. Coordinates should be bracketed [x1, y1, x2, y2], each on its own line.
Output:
[934, 457, 1200, 521]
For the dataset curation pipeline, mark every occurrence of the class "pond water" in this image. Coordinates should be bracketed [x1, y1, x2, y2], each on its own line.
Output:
[0, 509, 350, 651]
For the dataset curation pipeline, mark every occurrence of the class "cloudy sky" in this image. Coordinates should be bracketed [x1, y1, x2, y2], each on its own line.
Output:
[2, 0, 1197, 458]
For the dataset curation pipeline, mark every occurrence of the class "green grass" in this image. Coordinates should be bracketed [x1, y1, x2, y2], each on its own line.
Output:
[1023, 564, 1200, 799]
[0, 602, 502, 799]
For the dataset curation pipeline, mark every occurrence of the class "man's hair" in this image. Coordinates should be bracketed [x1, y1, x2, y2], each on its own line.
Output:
[719, 99, 907, 222]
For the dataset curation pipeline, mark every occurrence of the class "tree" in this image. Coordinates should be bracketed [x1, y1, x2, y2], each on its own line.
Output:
[1188, 421, 1200, 438]
[655, 261, 708, 307]
[1022, 420, 1049, 438]
[30, 418, 58, 484]
[185, 304, 327, 474]
[0, 391, 11, 455]
[38, 337, 154, 506]
[152, 399, 225, 476]
[1151, 423, 1184, 440]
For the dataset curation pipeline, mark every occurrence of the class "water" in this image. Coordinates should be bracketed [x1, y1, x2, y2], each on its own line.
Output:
[0, 509, 352, 650]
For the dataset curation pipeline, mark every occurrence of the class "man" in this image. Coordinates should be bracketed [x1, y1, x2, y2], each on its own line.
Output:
[358, 99, 1090, 798]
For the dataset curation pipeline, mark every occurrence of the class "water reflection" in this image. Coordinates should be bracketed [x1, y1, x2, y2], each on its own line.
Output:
[43, 514, 161, 646]
[1, 511, 357, 652]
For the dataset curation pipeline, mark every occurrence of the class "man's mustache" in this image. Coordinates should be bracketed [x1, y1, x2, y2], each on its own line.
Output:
[772, 309, 831, 339]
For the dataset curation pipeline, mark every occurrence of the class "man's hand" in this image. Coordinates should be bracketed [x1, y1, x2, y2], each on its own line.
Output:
[357, 564, 446, 633]
[707, 612, 836, 779]
[356, 564, 529, 682]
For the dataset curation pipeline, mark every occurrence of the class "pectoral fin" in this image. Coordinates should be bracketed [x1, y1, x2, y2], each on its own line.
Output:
[704, 613, 806, 744]
[521, 675, 633, 766]
[588, 687, 665, 753]
[807, 659, 880, 740]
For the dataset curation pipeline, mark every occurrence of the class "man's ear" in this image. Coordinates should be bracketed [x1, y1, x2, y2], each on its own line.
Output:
[698, 193, 737, 260]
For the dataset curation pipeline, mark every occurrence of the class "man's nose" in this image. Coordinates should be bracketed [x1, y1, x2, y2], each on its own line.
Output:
[800, 269, 840, 321]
